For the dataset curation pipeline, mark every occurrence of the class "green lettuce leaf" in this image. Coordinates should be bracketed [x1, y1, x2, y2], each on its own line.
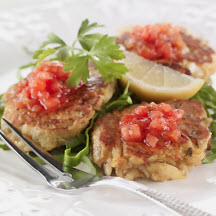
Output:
[63, 82, 132, 169]
[192, 84, 216, 163]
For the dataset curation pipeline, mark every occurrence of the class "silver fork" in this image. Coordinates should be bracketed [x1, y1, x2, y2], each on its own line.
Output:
[0, 118, 212, 216]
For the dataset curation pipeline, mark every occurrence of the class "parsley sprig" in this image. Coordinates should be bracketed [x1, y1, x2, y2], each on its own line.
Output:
[192, 84, 216, 163]
[19, 19, 128, 87]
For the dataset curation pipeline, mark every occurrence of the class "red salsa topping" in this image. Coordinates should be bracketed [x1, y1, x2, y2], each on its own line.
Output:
[126, 23, 184, 61]
[16, 61, 82, 112]
[119, 103, 184, 148]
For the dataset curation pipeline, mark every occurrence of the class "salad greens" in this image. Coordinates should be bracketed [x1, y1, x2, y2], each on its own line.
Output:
[0, 144, 9, 150]
[64, 82, 132, 170]
[19, 19, 128, 87]
[0, 94, 9, 150]
[0, 94, 5, 122]
[28, 152, 97, 174]
[192, 84, 216, 163]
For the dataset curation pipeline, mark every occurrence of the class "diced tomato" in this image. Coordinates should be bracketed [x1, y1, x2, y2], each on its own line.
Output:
[38, 71, 54, 80]
[146, 133, 158, 148]
[137, 118, 151, 129]
[30, 88, 39, 99]
[121, 126, 130, 141]
[148, 102, 157, 110]
[125, 23, 184, 61]
[119, 114, 137, 125]
[48, 80, 62, 92]
[15, 61, 82, 112]
[129, 124, 142, 140]
[121, 124, 142, 142]
[31, 104, 43, 112]
[41, 97, 60, 110]
[150, 118, 168, 131]
[29, 77, 46, 91]
[169, 129, 181, 142]
[119, 102, 184, 149]
[20, 89, 30, 99]
[134, 106, 148, 116]
[16, 101, 26, 109]
[26, 99, 37, 110]
[158, 103, 172, 114]
[149, 110, 163, 119]
[173, 109, 184, 120]
[37, 91, 50, 100]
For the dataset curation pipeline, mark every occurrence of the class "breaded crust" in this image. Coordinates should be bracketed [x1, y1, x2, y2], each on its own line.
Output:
[1, 69, 117, 152]
[91, 100, 212, 181]
[117, 24, 216, 80]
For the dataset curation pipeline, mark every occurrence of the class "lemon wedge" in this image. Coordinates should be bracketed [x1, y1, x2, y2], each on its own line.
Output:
[120, 51, 204, 101]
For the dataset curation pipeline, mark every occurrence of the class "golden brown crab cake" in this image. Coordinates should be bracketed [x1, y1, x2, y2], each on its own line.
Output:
[117, 24, 216, 80]
[91, 100, 212, 181]
[1, 68, 117, 152]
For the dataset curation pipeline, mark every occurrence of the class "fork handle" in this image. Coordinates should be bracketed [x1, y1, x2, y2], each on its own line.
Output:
[94, 177, 212, 216]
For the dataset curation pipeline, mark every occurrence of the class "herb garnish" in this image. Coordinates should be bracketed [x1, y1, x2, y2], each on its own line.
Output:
[19, 19, 128, 87]
[192, 84, 216, 163]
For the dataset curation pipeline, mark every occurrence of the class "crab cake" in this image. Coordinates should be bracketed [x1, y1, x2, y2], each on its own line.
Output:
[1, 62, 117, 152]
[91, 100, 212, 181]
[117, 24, 216, 80]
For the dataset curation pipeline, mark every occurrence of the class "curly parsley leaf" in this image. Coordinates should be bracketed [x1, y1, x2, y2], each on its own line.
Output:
[91, 35, 126, 63]
[93, 60, 128, 82]
[33, 33, 66, 61]
[192, 84, 216, 163]
[64, 55, 89, 86]
[77, 19, 103, 51]
[19, 19, 128, 87]
[79, 33, 103, 51]
[57, 47, 70, 61]
[78, 19, 103, 37]
[40, 33, 66, 48]
[37, 48, 56, 62]
[33, 50, 43, 59]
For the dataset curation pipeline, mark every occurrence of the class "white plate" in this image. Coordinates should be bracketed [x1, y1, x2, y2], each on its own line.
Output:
[0, 0, 216, 215]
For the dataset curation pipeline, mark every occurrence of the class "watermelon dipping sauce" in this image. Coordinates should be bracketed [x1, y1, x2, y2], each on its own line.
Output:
[16, 61, 82, 112]
[119, 103, 184, 148]
[126, 23, 184, 61]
